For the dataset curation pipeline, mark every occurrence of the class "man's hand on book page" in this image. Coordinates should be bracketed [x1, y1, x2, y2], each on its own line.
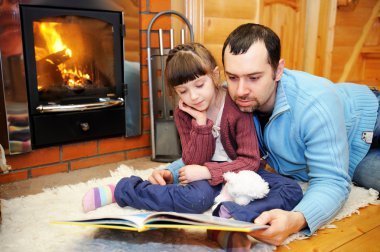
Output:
[148, 169, 174, 185]
[179, 165, 211, 184]
[248, 209, 307, 246]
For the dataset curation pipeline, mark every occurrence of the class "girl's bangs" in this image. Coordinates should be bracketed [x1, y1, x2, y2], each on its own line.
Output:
[166, 53, 208, 87]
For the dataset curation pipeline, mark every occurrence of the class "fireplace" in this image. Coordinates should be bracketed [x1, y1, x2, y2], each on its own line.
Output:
[20, 5, 126, 148]
[0, 0, 141, 153]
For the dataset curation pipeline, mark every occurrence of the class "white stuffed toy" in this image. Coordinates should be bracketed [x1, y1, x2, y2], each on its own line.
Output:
[215, 170, 270, 206]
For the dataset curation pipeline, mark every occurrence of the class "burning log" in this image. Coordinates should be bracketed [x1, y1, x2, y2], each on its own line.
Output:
[37, 49, 71, 65]
[36, 49, 71, 89]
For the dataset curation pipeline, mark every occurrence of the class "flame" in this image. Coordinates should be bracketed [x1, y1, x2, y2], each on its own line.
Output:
[34, 21, 91, 89]
[62, 67, 91, 88]
[38, 22, 66, 54]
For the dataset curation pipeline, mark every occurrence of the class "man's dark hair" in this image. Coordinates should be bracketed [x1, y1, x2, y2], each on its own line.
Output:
[222, 23, 281, 72]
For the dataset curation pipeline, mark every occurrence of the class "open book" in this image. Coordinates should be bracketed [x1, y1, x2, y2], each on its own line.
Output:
[52, 212, 269, 232]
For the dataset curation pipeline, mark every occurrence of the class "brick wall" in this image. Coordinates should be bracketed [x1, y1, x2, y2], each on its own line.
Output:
[0, 0, 173, 184]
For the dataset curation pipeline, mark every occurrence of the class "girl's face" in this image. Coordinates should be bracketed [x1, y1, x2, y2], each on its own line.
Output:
[174, 74, 216, 112]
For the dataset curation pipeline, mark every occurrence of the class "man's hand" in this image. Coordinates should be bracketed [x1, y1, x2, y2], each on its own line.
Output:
[178, 165, 211, 184]
[248, 209, 307, 246]
[148, 169, 174, 185]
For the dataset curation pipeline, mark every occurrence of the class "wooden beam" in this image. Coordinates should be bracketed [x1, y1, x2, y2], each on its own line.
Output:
[303, 0, 320, 74]
[322, 0, 337, 78]
[185, 0, 204, 43]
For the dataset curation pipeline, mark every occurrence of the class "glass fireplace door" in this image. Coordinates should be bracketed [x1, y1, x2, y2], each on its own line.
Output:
[34, 17, 117, 105]
[20, 5, 124, 114]
[19, 5, 126, 148]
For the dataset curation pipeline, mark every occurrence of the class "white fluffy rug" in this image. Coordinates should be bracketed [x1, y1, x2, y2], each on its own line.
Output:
[0, 164, 379, 252]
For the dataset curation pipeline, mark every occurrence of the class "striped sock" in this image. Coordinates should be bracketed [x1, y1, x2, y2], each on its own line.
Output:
[82, 184, 116, 213]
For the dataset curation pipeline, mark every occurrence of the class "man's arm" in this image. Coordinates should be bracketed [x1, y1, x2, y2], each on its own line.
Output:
[249, 89, 352, 245]
[291, 91, 351, 235]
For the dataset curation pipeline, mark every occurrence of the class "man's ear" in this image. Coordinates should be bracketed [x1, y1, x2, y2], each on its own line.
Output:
[274, 59, 285, 82]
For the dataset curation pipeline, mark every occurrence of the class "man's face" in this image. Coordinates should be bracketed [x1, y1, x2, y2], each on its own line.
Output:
[224, 41, 282, 113]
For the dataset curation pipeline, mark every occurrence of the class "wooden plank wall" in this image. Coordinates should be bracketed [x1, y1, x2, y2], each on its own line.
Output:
[261, 0, 306, 71]
[183, 0, 309, 73]
[179, 0, 380, 89]
[332, 0, 380, 88]
[202, 0, 260, 69]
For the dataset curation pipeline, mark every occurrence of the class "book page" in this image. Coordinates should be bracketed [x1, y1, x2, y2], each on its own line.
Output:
[52, 212, 269, 232]
[144, 212, 268, 229]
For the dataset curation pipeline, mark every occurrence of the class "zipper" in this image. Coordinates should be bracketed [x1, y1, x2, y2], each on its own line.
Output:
[253, 115, 269, 160]
[262, 109, 289, 172]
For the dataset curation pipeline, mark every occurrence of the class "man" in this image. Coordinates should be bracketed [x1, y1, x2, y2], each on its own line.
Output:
[149, 23, 380, 245]
[222, 23, 379, 245]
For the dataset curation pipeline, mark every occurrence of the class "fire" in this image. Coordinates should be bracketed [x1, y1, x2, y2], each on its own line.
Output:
[34, 21, 91, 90]
[38, 22, 66, 54]
[62, 67, 91, 88]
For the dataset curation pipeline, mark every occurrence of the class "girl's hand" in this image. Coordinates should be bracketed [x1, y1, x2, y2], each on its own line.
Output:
[148, 169, 174, 185]
[178, 165, 211, 184]
[178, 99, 207, 125]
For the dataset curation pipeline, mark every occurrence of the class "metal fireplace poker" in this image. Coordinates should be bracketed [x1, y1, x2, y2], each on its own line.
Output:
[146, 11, 194, 162]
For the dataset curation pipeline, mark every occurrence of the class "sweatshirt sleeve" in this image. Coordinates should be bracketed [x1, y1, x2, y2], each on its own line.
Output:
[205, 96, 261, 185]
[291, 91, 351, 235]
[163, 158, 185, 184]
[174, 108, 216, 165]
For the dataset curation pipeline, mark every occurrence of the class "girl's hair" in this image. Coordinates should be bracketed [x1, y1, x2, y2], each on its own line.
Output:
[165, 43, 219, 92]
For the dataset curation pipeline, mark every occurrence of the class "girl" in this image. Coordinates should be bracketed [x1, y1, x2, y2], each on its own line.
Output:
[82, 43, 302, 220]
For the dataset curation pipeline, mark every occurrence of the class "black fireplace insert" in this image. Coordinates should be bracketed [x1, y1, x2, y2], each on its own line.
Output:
[19, 5, 126, 148]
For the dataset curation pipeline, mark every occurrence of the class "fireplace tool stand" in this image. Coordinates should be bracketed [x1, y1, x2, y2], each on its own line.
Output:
[147, 11, 194, 162]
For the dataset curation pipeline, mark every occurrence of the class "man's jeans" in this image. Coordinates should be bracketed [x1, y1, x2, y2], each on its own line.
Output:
[353, 89, 380, 192]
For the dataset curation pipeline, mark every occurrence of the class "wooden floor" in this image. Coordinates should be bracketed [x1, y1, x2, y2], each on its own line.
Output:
[276, 204, 380, 252]
[1, 157, 379, 251]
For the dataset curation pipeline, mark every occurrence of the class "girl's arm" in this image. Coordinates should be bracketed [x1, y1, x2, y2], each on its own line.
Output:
[174, 108, 216, 165]
[205, 96, 261, 186]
